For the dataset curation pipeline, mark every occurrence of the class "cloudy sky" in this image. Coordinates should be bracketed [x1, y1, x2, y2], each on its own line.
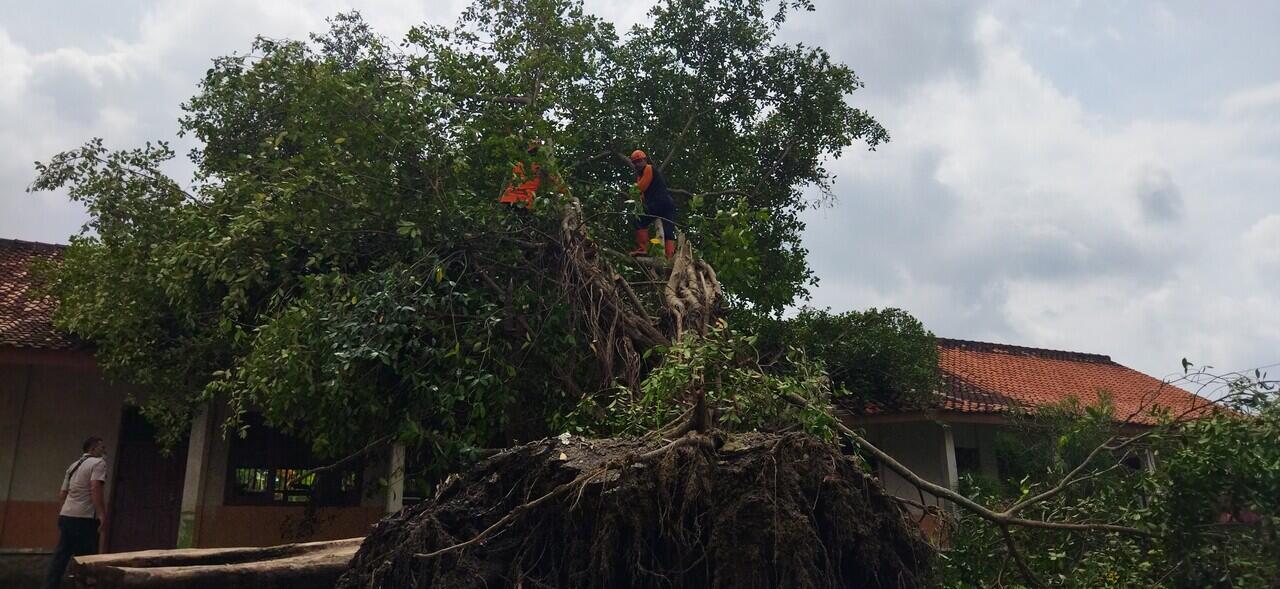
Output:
[1, 1, 1277, 380]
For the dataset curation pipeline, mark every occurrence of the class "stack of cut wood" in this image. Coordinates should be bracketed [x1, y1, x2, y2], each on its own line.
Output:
[69, 537, 360, 588]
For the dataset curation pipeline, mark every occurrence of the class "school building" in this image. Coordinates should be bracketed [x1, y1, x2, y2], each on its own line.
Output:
[0, 238, 403, 585]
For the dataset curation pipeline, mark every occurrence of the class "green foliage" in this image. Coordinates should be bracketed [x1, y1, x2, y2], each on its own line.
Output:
[942, 398, 1159, 588]
[560, 321, 837, 440]
[561, 0, 887, 310]
[30, 1, 884, 471]
[942, 477, 1158, 589]
[940, 380, 1280, 588]
[992, 397, 1118, 489]
[1145, 376, 1280, 587]
[747, 307, 939, 407]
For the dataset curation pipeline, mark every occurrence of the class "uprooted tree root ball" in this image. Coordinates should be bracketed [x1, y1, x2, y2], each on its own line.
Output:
[337, 432, 934, 589]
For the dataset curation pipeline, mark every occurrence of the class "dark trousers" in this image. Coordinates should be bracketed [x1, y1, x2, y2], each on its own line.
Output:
[42, 516, 99, 589]
[633, 194, 677, 241]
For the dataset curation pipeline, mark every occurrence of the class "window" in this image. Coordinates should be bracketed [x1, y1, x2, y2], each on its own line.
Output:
[1120, 449, 1151, 473]
[954, 447, 981, 474]
[225, 414, 362, 507]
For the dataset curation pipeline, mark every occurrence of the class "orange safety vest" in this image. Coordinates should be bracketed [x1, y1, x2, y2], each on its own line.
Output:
[499, 162, 542, 207]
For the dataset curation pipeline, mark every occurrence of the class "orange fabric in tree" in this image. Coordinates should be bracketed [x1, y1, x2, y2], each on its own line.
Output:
[499, 162, 542, 207]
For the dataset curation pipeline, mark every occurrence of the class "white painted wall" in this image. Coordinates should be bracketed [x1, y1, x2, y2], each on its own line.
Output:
[0, 360, 127, 548]
[861, 421, 952, 508]
[858, 419, 1003, 508]
[0, 362, 125, 503]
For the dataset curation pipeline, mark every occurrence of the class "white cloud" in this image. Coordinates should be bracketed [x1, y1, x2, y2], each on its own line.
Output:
[1242, 215, 1280, 273]
[0, 0, 465, 242]
[0, 31, 34, 105]
[804, 10, 1280, 378]
[1223, 81, 1280, 115]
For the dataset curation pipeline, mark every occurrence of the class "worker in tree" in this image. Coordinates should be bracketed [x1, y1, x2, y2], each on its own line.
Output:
[628, 150, 677, 258]
[499, 141, 560, 210]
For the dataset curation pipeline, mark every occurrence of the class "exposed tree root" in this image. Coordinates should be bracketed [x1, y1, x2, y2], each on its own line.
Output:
[554, 201, 721, 393]
[663, 235, 722, 339]
[335, 431, 933, 589]
[556, 200, 669, 392]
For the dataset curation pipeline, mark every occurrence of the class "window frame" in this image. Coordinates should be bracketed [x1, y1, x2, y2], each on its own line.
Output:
[223, 415, 363, 507]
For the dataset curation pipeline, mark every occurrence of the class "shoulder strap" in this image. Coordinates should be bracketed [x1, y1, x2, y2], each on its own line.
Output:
[65, 456, 90, 485]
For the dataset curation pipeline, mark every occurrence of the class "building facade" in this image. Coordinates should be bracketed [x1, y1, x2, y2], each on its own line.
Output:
[0, 239, 402, 585]
[845, 338, 1213, 525]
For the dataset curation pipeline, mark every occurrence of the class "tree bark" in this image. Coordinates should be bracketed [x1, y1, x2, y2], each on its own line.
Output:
[69, 538, 361, 589]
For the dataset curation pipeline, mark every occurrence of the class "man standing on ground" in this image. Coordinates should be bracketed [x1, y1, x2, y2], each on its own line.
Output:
[42, 436, 109, 589]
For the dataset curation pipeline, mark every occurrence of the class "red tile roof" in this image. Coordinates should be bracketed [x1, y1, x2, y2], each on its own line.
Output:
[0, 238, 79, 350]
[846, 338, 1216, 425]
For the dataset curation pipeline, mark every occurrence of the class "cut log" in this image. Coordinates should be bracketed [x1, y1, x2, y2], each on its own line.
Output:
[69, 538, 361, 588]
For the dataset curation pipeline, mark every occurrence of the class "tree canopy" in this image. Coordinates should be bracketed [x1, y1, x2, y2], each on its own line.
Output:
[32, 3, 1280, 586]
[31, 0, 889, 467]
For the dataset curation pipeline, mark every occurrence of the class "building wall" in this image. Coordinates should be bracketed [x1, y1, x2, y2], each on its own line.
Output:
[0, 354, 387, 552]
[194, 505, 384, 547]
[860, 421, 954, 509]
[950, 422, 1000, 480]
[189, 403, 387, 547]
[0, 357, 126, 549]
[858, 417, 1005, 522]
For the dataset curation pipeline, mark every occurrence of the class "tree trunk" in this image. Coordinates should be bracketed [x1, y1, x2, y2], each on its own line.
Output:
[69, 538, 360, 588]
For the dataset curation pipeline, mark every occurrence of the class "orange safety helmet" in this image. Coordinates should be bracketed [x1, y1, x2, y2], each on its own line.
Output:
[630, 149, 647, 162]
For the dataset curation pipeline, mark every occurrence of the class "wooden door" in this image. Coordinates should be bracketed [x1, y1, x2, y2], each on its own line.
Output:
[107, 407, 188, 552]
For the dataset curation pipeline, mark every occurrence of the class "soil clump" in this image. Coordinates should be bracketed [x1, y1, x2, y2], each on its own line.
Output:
[336, 431, 933, 588]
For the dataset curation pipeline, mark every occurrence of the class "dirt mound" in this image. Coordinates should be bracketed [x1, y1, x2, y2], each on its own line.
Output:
[336, 431, 933, 589]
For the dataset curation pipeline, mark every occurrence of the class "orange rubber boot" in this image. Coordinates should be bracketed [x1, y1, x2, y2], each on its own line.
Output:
[664, 240, 676, 259]
[629, 228, 650, 256]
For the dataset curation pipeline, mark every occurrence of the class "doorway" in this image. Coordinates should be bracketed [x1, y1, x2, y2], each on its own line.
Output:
[107, 407, 187, 552]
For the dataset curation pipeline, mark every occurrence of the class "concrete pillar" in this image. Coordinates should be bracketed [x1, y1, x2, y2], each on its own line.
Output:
[176, 403, 215, 548]
[939, 423, 959, 510]
[384, 444, 405, 514]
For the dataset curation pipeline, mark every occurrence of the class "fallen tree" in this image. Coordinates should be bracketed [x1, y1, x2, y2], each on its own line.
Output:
[66, 194, 936, 587]
[337, 431, 933, 589]
[40, 2, 1257, 587]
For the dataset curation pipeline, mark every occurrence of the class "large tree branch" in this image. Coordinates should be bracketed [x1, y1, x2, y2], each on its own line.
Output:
[283, 434, 395, 488]
[1001, 525, 1044, 588]
[1005, 430, 1151, 516]
[782, 392, 1156, 538]
[659, 109, 704, 174]
[668, 188, 757, 201]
